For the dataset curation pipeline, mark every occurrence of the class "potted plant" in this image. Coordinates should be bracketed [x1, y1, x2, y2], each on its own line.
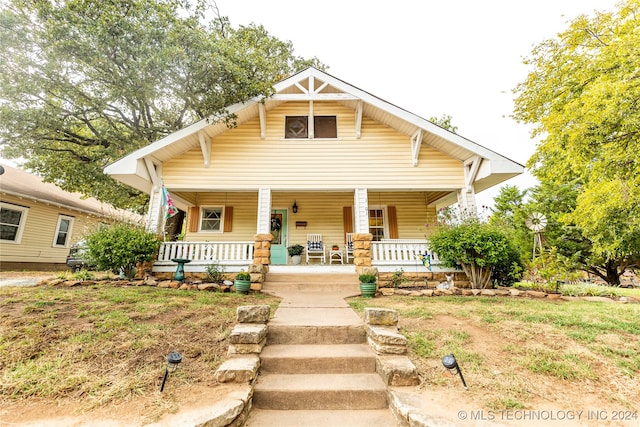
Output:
[331, 244, 340, 251]
[358, 273, 378, 298]
[234, 270, 251, 294]
[287, 244, 304, 265]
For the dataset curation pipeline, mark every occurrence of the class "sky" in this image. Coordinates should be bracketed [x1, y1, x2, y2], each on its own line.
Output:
[213, 0, 619, 206]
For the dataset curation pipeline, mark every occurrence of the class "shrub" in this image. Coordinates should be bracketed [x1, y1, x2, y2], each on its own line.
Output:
[83, 224, 161, 279]
[287, 244, 304, 256]
[428, 218, 515, 289]
[205, 262, 226, 283]
[358, 273, 377, 284]
[235, 270, 251, 281]
[390, 269, 407, 288]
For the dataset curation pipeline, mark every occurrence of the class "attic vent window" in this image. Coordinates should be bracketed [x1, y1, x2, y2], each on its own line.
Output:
[285, 116, 337, 139]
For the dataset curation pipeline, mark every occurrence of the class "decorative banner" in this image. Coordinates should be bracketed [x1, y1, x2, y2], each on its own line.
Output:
[161, 182, 178, 220]
[418, 252, 432, 271]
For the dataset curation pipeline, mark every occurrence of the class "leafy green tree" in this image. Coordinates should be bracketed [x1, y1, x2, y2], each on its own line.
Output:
[84, 224, 161, 278]
[429, 217, 518, 289]
[429, 114, 458, 134]
[0, 0, 322, 211]
[512, 0, 640, 284]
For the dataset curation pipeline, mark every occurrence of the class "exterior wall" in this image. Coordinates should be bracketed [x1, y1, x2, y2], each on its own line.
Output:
[179, 192, 258, 242]
[0, 194, 110, 265]
[177, 190, 437, 246]
[161, 101, 464, 191]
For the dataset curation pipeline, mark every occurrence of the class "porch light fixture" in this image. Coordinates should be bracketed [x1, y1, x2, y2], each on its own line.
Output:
[442, 353, 467, 389]
[292, 201, 298, 213]
[160, 351, 182, 392]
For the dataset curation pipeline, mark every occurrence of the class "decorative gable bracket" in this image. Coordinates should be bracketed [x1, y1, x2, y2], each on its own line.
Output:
[411, 129, 423, 166]
[464, 156, 482, 191]
[199, 131, 211, 168]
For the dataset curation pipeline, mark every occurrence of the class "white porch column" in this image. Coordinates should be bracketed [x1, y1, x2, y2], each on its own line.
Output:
[457, 187, 478, 216]
[354, 188, 369, 233]
[256, 188, 272, 234]
[146, 185, 163, 234]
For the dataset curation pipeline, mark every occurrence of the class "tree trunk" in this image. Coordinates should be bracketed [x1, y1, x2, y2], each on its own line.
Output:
[461, 263, 493, 289]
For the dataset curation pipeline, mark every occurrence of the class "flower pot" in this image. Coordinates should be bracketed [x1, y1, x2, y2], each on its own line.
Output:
[234, 279, 251, 294]
[291, 255, 302, 265]
[360, 282, 377, 298]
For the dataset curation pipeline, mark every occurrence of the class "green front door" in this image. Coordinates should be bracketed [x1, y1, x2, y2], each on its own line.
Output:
[270, 209, 288, 265]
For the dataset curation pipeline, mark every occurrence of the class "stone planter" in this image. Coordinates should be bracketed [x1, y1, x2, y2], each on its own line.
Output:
[234, 279, 251, 294]
[291, 255, 302, 265]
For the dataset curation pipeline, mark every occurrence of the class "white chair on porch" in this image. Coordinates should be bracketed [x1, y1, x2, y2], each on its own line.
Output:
[306, 234, 326, 264]
[345, 233, 354, 263]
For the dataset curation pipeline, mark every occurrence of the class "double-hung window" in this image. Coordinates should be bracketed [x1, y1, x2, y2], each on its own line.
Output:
[53, 215, 74, 247]
[0, 202, 28, 244]
[368, 207, 386, 241]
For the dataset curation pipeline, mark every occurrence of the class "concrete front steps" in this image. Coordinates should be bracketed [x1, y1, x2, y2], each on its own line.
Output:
[245, 281, 399, 426]
[261, 272, 360, 293]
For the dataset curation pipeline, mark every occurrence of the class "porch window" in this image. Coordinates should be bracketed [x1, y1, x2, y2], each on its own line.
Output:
[285, 115, 337, 139]
[0, 202, 28, 243]
[200, 207, 224, 232]
[369, 207, 386, 241]
[53, 215, 74, 247]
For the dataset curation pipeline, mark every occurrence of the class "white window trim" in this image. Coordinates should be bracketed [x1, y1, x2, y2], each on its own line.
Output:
[0, 202, 29, 244]
[199, 206, 225, 233]
[53, 215, 74, 247]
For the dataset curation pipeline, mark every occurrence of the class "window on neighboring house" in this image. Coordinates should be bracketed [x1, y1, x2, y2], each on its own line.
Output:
[285, 115, 337, 139]
[53, 215, 74, 247]
[0, 202, 29, 243]
[200, 207, 223, 232]
[368, 207, 386, 241]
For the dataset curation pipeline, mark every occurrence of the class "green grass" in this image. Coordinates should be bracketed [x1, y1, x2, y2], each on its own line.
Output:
[0, 284, 280, 410]
[349, 294, 640, 410]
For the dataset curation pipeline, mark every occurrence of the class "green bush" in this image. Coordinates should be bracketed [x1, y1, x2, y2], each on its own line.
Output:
[429, 218, 516, 289]
[83, 224, 161, 279]
[235, 270, 251, 281]
[358, 273, 377, 284]
[205, 262, 226, 283]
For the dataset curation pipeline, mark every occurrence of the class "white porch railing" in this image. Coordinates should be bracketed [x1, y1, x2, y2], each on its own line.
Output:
[153, 241, 254, 273]
[372, 239, 444, 271]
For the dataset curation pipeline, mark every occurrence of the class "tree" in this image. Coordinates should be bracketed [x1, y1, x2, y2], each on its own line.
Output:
[429, 114, 458, 134]
[84, 224, 161, 278]
[512, 0, 640, 284]
[0, 0, 322, 211]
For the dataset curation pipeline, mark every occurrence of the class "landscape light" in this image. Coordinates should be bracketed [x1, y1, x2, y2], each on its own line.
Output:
[160, 351, 182, 392]
[442, 353, 467, 389]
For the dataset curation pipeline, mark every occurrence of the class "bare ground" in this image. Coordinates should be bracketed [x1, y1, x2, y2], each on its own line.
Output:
[1, 272, 639, 426]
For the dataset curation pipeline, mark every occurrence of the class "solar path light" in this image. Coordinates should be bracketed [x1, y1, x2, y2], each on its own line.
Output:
[442, 353, 468, 389]
[160, 351, 182, 392]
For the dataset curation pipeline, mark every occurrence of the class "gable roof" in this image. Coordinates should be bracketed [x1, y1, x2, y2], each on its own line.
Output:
[0, 163, 142, 222]
[105, 67, 523, 195]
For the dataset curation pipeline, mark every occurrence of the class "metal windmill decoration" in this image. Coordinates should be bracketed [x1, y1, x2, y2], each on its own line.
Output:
[525, 212, 547, 259]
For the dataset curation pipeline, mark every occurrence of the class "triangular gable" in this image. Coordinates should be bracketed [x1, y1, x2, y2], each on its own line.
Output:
[105, 67, 523, 194]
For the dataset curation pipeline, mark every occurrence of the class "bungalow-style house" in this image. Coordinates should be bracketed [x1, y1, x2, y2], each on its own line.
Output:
[105, 67, 523, 277]
[0, 164, 142, 270]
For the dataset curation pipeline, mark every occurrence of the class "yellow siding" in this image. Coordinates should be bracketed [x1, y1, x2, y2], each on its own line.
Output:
[162, 101, 464, 190]
[182, 192, 258, 242]
[0, 195, 111, 264]
[179, 190, 437, 246]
